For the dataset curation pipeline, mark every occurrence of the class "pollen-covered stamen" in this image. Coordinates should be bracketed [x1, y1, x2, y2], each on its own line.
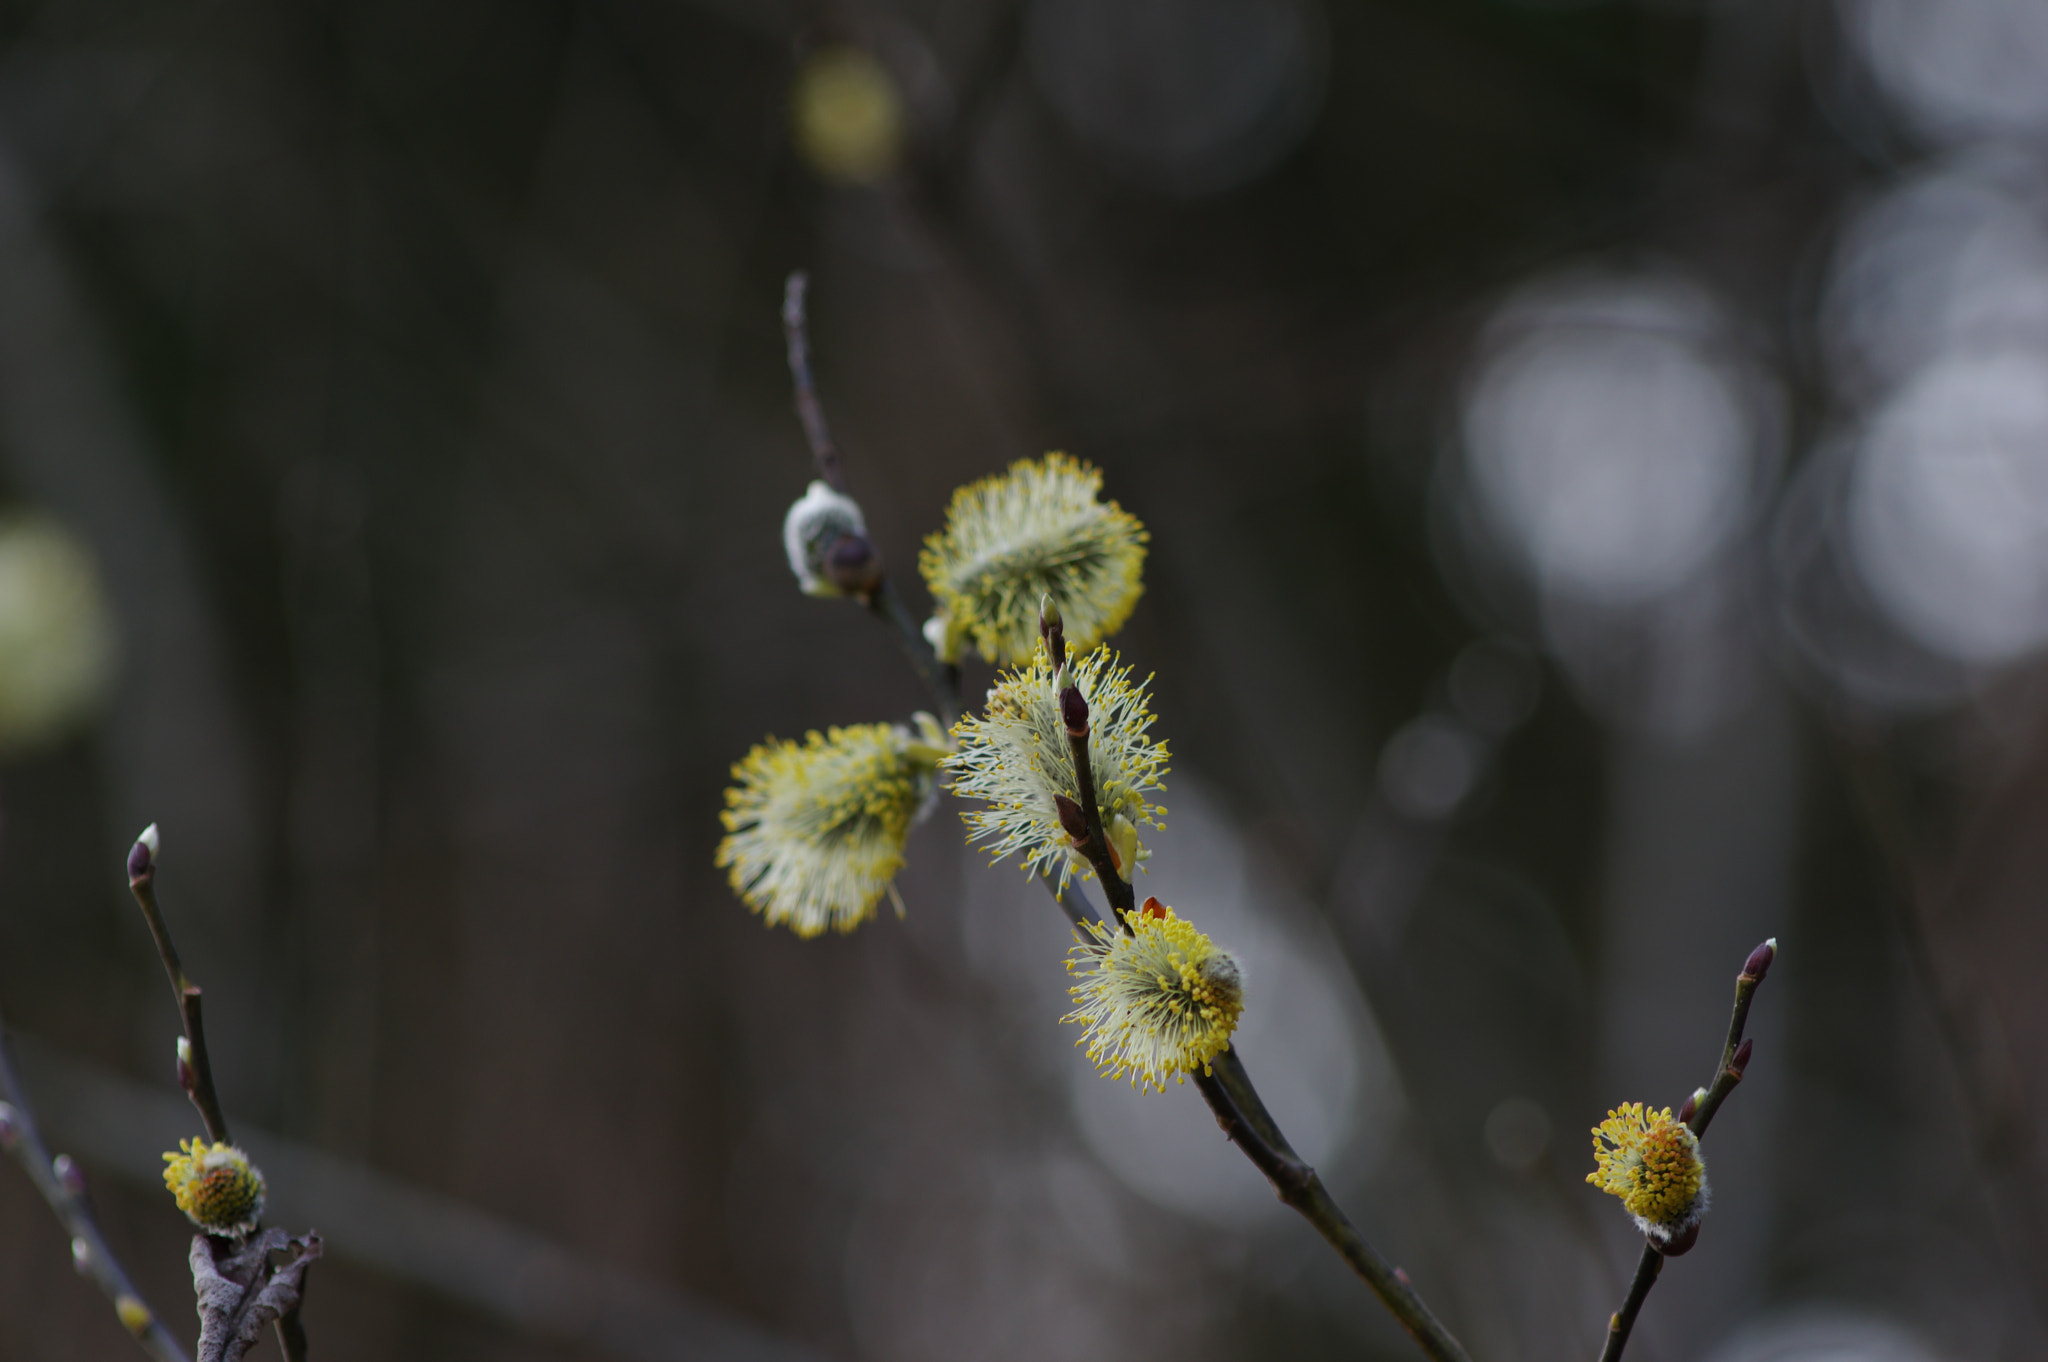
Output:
[1587, 1102, 1709, 1241]
[1064, 902, 1244, 1092]
[944, 642, 1168, 892]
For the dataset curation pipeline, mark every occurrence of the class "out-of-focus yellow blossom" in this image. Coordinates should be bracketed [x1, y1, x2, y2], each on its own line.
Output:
[920, 453, 1147, 666]
[719, 716, 947, 936]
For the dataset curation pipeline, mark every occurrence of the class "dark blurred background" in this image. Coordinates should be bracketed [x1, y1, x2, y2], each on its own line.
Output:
[1, 0, 2046, 1357]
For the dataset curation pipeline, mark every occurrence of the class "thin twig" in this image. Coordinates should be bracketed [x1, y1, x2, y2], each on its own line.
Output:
[781, 272, 847, 495]
[1194, 1057, 1472, 1362]
[0, 1020, 192, 1361]
[1056, 704, 1135, 921]
[127, 834, 231, 1147]
[1598, 939, 1773, 1362]
[127, 830, 310, 1362]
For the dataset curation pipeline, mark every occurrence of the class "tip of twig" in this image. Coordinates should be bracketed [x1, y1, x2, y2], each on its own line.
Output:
[128, 825, 158, 880]
[1742, 937, 1775, 982]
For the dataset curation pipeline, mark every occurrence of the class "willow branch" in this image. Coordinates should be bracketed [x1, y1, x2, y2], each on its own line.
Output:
[0, 1020, 192, 1361]
[1045, 672, 1465, 1360]
[1598, 939, 1774, 1362]
[127, 830, 311, 1362]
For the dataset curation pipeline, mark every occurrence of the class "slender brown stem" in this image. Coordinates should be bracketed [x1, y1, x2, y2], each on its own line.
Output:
[127, 845, 231, 1147]
[781, 271, 847, 495]
[1193, 1058, 1472, 1362]
[1597, 940, 1773, 1361]
[0, 1021, 193, 1361]
[1598, 1247, 1663, 1362]
[1059, 723, 1136, 921]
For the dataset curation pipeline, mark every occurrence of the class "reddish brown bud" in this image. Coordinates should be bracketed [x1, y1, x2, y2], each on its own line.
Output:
[1394, 1266, 1412, 1287]
[1659, 1221, 1701, 1257]
[1729, 1037, 1752, 1079]
[1677, 1093, 1698, 1124]
[1140, 896, 1167, 921]
[1060, 686, 1088, 737]
[1741, 938, 1776, 982]
[1053, 794, 1088, 843]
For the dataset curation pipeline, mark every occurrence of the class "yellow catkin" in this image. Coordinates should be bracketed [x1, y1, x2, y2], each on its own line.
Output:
[1064, 899, 1243, 1093]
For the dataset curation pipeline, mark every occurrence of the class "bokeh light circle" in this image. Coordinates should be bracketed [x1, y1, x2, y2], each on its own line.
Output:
[1459, 272, 1770, 609]
[1848, 347, 2048, 666]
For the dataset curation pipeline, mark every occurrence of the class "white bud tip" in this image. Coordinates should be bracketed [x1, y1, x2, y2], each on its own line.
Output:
[176, 1037, 192, 1063]
[1764, 937, 1777, 950]
[138, 824, 160, 855]
[71, 1237, 91, 1274]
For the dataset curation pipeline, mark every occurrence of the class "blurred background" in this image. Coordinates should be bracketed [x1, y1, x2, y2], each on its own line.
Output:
[0, 0, 2045, 1358]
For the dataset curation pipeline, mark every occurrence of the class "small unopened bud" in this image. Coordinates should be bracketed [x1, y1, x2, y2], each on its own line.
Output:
[1060, 686, 1089, 737]
[53, 1153, 86, 1198]
[115, 1294, 153, 1337]
[1039, 595, 1067, 673]
[0, 1101, 19, 1150]
[176, 1036, 195, 1092]
[1394, 1266, 1412, 1286]
[1741, 937, 1776, 982]
[1677, 1092, 1699, 1124]
[1729, 1037, 1753, 1079]
[128, 824, 160, 881]
[71, 1236, 91, 1275]
[783, 481, 875, 598]
[1053, 794, 1088, 843]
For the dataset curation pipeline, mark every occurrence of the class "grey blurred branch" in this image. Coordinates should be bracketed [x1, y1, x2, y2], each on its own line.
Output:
[1599, 939, 1774, 1362]
[0, 1020, 191, 1361]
